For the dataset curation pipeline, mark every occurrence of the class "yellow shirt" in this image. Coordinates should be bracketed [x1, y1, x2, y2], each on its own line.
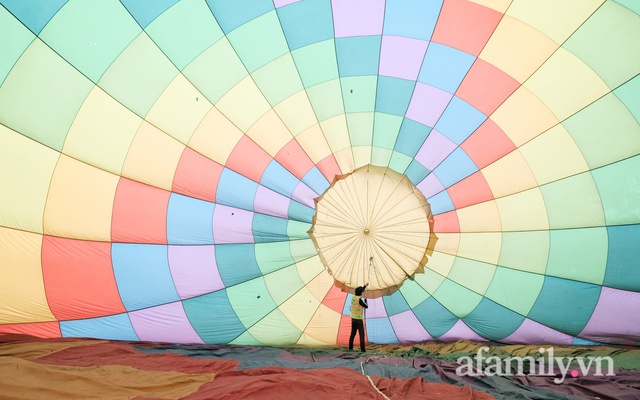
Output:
[350, 295, 364, 319]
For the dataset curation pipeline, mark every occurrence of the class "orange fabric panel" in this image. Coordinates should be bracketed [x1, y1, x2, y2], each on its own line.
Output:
[275, 138, 315, 180]
[461, 118, 515, 169]
[456, 58, 520, 115]
[172, 147, 223, 203]
[447, 171, 494, 209]
[0, 323, 61, 339]
[41, 236, 126, 321]
[111, 178, 170, 244]
[433, 211, 460, 233]
[431, 0, 503, 56]
[336, 314, 369, 347]
[322, 285, 347, 314]
[316, 154, 341, 184]
[226, 136, 272, 183]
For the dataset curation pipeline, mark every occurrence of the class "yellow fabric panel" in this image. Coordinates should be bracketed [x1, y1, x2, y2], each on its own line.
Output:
[499, 231, 550, 274]
[145, 74, 213, 144]
[491, 86, 559, 147]
[122, 121, 184, 190]
[519, 124, 589, 185]
[469, 0, 510, 12]
[278, 287, 321, 331]
[305, 267, 334, 303]
[62, 87, 140, 175]
[246, 109, 292, 157]
[495, 188, 549, 232]
[302, 303, 341, 344]
[215, 76, 271, 132]
[480, 15, 558, 83]
[0, 227, 55, 323]
[319, 114, 351, 153]
[43, 155, 119, 241]
[0, 126, 59, 233]
[507, 0, 604, 44]
[274, 90, 317, 136]
[295, 257, 325, 285]
[456, 232, 502, 265]
[188, 107, 243, 165]
[524, 47, 610, 121]
[430, 232, 460, 257]
[448, 258, 497, 296]
[482, 150, 538, 198]
[295, 124, 334, 164]
[414, 268, 446, 295]
[423, 250, 455, 278]
[352, 146, 371, 169]
[296, 332, 331, 346]
[457, 201, 502, 233]
[247, 310, 301, 346]
[331, 148, 356, 175]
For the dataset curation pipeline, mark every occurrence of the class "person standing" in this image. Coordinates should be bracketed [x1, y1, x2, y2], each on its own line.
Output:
[349, 284, 368, 352]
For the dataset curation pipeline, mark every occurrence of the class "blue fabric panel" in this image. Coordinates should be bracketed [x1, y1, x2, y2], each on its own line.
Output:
[302, 166, 330, 196]
[288, 200, 314, 223]
[375, 76, 415, 116]
[335, 35, 381, 77]
[383, 0, 442, 40]
[366, 317, 399, 344]
[463, 298, 525, 341]
[394, 119, 432, 157]
[167, 193, 215, 245]
[277, 0, 333, 50]
[413, 296, 458, 338]
[418, 43, 475, 94]
[604, 224, 640, 291]
[261, 160, 299, 198]
[1, 0, 67, 34]
[427, 190, 455, 214]
[121, 0, 178, 28]
[216, 168, 258, 211]
[383, 291, 411, 316]
[60, 313, 140, 341]
[252, 213, 289, 243]
[435, 96, 487, 145]
[432, 147, 478, 187]
[206, 0, 273, 33]
[216, 243, 262, 286]
[183, 289, 245, 343]
[405, 160, 430, 186]
[111, 244, 180, 311]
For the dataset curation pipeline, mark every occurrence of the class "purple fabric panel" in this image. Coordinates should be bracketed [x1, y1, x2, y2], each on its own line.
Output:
[331, 0, 384, 37]
[168, 245, 224, 300]
[365, 297, 387, 318]
[579, 286, 640, 344]
[438, 319, 487, 342]
[253, 185, 291, 219]
[379, 35, 429, 80]
[390, 310, 433, 343]
[406, 83, 452, 127]
[414, 129, 456, 171]
[417, 173, 445, 198]
[212, 204, 254, 245]
[501, 317, 574, 345]
[274, 0, 300, 7]
[130, 302, 204, 344]
[292, 181, 317, 208]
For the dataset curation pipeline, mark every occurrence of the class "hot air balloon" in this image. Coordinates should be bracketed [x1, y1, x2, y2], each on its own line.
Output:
[0, 0, 639, 351]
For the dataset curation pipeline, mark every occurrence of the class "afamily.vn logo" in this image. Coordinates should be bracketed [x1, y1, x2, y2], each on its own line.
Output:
[456, 347, 615, 384]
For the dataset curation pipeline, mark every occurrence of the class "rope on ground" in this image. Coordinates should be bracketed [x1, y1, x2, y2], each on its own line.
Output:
[360, 361, 391, 400]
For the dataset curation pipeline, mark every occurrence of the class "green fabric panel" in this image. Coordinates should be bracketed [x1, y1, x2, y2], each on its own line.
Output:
[248, 308, 302, 346]
[252, 213, 289, 243]
[463, 298, 525, 341]
[39, 0, 140, 82]
[528, 276, 601, 336]
[546, 227, 608, 285]
[286, 220, 311, 240]
[485, 267, 543, 316]
[227, 277, 277, 328]
[291, 39, 339, 88]
[182, 290, 245, 343]
[563, 0, 640, 88]
[373, 113, 403, 150]
[252, 54, 304, 106]
[614, 74, 640, 123]
[183, 38, 248, 104]
[0, 7, 34, 85]
[540, 172, 605, 229]
[98, 33, 178, 117]
[255, 241, 295, 275]
[371, 147, 393, 167]
[0, 40, 92, 151]
[413, 296, 458, 338]
[226, 10, 289, 73]
[498, 231, 549, 274]
[398, 278, 431, 308]
[346, 112, 374, 146]
[432, 278, 483, 318]
[340, 75, 377, 113]
[375, 76, 415, 116]
[613, 0, 640, 15]
[388, 151, 413, 173]
[447, 257, 496, 296]
[604, 224, 640, 291]
[306, 79, 344, 121]
[145, 0, 223, 70]
[230, 330, 261, 346]
[264, 265, 304, 306]
[562, 93, 640, 169]
[289, 238, 317, 262]
[413, 268, 445, 295]
[592, 155, 640, 226]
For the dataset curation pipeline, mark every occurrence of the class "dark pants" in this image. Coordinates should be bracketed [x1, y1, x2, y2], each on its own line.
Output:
[349, 318, 365, 351]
